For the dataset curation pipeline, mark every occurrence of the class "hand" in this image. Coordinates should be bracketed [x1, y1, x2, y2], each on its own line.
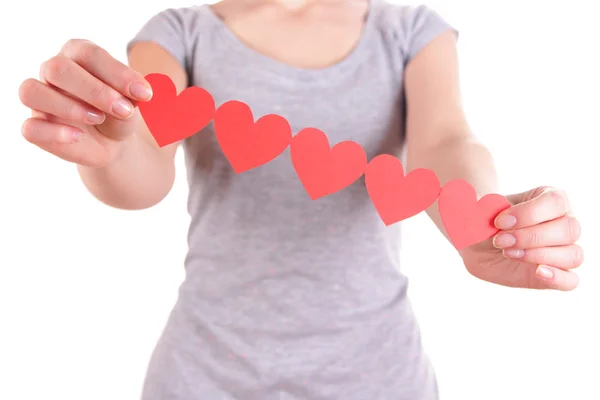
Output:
[459, 186, 583, 291]
[18, 39, 153, 167]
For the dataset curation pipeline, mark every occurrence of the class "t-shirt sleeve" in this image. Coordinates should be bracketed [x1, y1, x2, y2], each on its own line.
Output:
[400, 5, 458, 65]
[126, 8, 192, 72]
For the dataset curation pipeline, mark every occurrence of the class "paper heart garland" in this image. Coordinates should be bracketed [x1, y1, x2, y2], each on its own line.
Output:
[138, 73, 511, 249]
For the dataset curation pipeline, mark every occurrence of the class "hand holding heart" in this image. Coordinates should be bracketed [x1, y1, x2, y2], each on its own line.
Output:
[459, 187, 584, 291]
[138, 74, 584, 276]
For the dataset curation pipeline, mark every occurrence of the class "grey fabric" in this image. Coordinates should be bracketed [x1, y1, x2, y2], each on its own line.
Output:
[128, 1, 455, 398]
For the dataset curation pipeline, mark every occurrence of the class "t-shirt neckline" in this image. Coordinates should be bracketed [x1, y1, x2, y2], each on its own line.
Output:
[200, 0, 380, 83]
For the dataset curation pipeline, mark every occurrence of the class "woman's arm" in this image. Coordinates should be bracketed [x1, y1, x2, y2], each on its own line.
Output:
[403, 30, 499, 241]
[77, 42, 187, 210]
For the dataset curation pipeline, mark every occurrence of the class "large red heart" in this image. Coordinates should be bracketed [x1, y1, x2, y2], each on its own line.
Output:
[438, 179, 511, 250]
[138, 73, 215, 147]
[365, 154, 441, 226]
[291, 127, 367, 200]
[213, 100, 292, 174]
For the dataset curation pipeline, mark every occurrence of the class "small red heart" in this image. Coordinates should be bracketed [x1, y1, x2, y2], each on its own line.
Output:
[138, 73, 215, 147]
[213, 100, 292, 173]
[438, 179, 511, 250]
[365, 154, 441, 226]
[291, 127, 367, 200]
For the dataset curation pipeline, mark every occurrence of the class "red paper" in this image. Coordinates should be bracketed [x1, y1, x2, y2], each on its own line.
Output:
[291, 127, 367, 200]
[438, 179, 511, 249]
[365, 154, 441, 226]
[138, 73, 214, 147]
[213, 100, 292, 173]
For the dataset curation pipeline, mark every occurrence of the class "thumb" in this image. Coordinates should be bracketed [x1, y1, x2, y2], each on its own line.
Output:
[504, 186, 551, 207]
[495, 186, 570, 230]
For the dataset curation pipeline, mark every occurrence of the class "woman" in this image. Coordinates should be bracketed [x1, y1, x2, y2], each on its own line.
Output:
[18, 0, 583, 398]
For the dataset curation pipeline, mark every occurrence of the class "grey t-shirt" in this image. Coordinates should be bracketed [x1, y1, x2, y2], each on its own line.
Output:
[128, 1, 455, 398]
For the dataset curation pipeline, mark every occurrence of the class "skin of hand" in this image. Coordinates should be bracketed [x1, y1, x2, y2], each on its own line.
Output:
[18, 39, 153, 167]
[459, 187, 583, 291]
[402, 30, 584, 291]
[18, 39, 187, 209]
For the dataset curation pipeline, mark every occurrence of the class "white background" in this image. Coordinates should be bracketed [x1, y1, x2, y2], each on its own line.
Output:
[1, 0, 598, 399]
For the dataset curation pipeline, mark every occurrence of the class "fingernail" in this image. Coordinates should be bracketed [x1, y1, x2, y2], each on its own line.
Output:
[504, 249, 524, 259]
[536, 265, 554, 280]
[85, 110, 105, 124]
[495, 214, 517, 229]
[493, 233, 516, 248]
[112, 99, 134, 118]
[129, 81, 152, 101]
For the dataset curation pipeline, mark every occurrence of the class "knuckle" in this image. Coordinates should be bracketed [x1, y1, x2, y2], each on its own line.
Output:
[40, 55, 69, 82]
[546, 189, 568, 214]
[528, 206, 543, 225]
[61, 101, 80, 121]
[61, 38, 84, 53]
[18, 79, 39, 105]
[89, 81, 110, 102]
[571, 245, 584, 268]
[525, 229, 543, 248]
[69, 40, 103, 65]
[61, 38, 93, 58]
[115, 69, 133, 89]
[74, 43, 98, 64]
[566, 216, 581, 242]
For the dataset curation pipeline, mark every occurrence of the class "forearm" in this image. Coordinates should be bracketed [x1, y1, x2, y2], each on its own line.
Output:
[407, 135, 499, 240]
[77, 133, 176, 210]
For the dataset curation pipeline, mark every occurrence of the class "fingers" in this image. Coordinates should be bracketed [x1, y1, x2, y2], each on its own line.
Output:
[19, 39, 151, 167]
[60, 39, 152, 102]
[21, 116, 110, 167]
[495, 188, 570, 230]
[19, 78, 105, 125]
[22, 117, 84, 144]
[534, 265, 579, 291]
[503, 244, 584, 270]
[39, 55, 135, 120]
[493, 214, 581, 249]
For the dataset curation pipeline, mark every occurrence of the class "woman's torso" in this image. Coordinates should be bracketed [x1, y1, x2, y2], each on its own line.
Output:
[130, 1, 451, 398]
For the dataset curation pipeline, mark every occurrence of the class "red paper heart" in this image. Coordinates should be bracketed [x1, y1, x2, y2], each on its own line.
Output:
[291, 127, 367, 200]
[213, 100, 292, 173]
[365, 154, 441, 226]
[438, 179, 511, 250]
[138, 73, 215, 147]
